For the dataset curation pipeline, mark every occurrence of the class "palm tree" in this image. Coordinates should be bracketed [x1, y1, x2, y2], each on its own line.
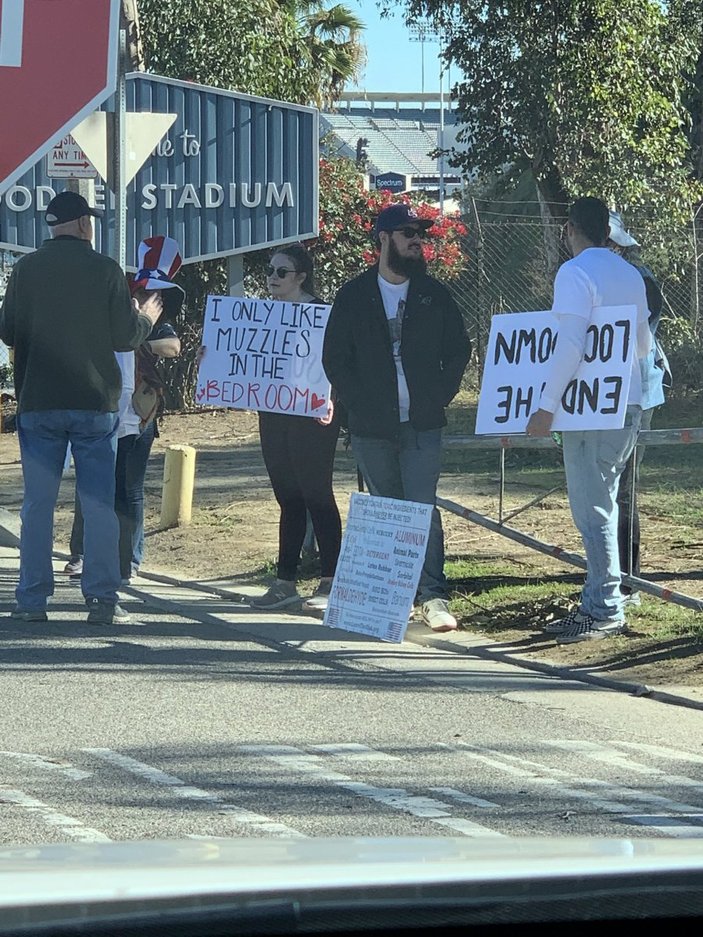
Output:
[279, 1, 367, 107]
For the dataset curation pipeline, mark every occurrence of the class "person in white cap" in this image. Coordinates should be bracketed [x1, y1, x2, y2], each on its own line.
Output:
[607, 211, 669, 605]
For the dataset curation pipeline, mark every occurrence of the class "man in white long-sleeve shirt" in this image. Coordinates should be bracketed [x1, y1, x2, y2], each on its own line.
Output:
[526, 196, 651, 643]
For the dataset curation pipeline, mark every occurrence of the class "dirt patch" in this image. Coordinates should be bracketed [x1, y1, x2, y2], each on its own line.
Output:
[1, 407, 701, 693]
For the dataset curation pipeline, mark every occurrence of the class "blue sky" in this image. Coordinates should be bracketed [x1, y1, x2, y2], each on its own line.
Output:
[348, 1, 445, 94]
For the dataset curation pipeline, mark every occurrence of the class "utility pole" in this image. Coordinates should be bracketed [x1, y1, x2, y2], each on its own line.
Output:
[121, 0, 145, 71]
[408, 19, 454, 214]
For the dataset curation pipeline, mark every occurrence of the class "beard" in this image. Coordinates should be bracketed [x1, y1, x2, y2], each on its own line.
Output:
[387, 236, 427, 278]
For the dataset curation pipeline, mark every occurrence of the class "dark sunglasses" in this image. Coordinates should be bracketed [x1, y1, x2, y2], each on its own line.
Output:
[265, 264, 297, 278]
[394, 226, 428, 240]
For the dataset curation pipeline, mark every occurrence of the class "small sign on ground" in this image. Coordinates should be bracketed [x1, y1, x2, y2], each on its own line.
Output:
[324, 493, 432, 644]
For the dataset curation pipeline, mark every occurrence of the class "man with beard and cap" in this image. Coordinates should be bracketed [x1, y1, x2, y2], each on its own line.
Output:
[323, 203, 471, 632]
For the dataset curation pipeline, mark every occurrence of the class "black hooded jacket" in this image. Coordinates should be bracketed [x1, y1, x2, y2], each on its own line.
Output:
[323, 265, 471, 439]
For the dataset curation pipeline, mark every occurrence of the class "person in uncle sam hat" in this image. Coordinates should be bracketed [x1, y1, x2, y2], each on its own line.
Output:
[606, 210, 669, 607]
[65, 236, 182, 587]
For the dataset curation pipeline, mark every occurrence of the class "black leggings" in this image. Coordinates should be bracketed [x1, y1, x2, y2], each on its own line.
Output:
[258, 411, 342, 580]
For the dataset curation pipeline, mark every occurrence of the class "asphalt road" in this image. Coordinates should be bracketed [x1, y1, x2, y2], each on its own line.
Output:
[2, 546, 703, 847]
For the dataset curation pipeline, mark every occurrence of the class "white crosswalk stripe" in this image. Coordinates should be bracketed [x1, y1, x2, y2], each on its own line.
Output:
[446, 742, 703, 838]
[238, 744, 506, 838]
[0, 751, 92, 781]
[0, 788, 110, 843]
[2, 738, 703, 844]
[615, 742, 703, 766]
[83, 748, 307, 839]
[544, 740, 703, 793]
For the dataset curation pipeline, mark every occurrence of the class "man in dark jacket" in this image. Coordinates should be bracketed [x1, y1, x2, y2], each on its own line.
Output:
[323, 203, 471, 632]
[0, 191, 161, 625]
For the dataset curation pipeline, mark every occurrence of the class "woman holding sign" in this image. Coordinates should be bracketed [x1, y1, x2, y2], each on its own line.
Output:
[199, 244, 342, 611]
[253, 245, 342, 611]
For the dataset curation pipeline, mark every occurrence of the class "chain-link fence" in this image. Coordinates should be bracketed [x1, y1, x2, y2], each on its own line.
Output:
[449, 199, 703, 391]
[2, 200, 702, 399]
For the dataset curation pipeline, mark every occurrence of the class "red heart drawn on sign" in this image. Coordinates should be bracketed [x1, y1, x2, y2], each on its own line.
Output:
[311, 393, 326, 410]
[197, 386, 206, 401]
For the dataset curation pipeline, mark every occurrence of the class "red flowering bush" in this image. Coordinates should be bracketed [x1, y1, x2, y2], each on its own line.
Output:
[245, 156, 467, 303]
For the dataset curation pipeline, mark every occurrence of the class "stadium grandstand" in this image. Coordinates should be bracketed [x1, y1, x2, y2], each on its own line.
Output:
[321, 92, 463, 200]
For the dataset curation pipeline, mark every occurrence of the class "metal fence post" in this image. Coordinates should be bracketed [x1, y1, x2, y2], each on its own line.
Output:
[470, 197, 486, 365]
[693, 203, 702, 334]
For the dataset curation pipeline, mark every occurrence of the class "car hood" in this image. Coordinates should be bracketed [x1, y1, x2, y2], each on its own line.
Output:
[1, 835, 703, 908]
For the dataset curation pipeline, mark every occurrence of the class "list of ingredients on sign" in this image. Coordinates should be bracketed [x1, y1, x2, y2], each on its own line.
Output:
[323, 493, 432, 644]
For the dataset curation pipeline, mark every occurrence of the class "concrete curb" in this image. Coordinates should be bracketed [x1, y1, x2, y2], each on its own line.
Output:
[124, 565, 703, 714]
[411, 630, 703, 714]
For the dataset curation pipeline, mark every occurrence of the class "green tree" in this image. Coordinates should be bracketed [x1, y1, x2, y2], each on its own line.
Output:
[131, 1, 367, 407]
[667, 0, 703, 181]
[278, 1, 366, 106]
[135, 0, 365, 106]
[246, 157, 467, 303]
[397, 1, 700, 223]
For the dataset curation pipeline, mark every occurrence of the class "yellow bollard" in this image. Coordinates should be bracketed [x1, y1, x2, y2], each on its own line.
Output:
[160, 444, 197, 528]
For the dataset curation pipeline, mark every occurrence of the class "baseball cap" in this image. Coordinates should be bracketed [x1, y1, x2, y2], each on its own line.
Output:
[45, 191, 102, 226]
[374, 203, 434, 237]
[608, 210, 639, 248]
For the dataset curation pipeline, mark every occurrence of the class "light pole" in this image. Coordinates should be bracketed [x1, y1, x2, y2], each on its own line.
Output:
[408, 21, 450, 213]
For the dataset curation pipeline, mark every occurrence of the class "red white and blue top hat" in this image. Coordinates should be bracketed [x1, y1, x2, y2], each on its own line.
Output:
[131, 236, 185, 296]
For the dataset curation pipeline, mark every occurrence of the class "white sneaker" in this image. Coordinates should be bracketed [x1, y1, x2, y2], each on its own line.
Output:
[420, 598, 457, 633]
[622, 591, 641, 607]
[302, 580, 332, 612]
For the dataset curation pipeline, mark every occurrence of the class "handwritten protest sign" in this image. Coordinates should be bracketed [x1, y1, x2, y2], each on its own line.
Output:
[475, 306, 637, 434]
[323, 493, 433, 644]
[196, 296, 332, 417]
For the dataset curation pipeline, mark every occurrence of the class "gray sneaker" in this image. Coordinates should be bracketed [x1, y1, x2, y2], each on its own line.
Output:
[9, 607, 48, 622]
[86, 601, 131, 625]
[420, 598, 458, 633]
[249, 580, 300, 610]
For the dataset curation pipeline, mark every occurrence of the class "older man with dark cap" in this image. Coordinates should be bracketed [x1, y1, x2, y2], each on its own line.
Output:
[323, 203, 471, 632]
[0, 191, 162, 625]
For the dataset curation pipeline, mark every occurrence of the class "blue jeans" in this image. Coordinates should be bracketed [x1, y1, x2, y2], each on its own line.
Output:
[128, 419, 156, 570]
[16, 409, 120, 609]
[561, 406, 642, 622]
[351, 424, 447, 602]
[69, 419, 156, 576]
